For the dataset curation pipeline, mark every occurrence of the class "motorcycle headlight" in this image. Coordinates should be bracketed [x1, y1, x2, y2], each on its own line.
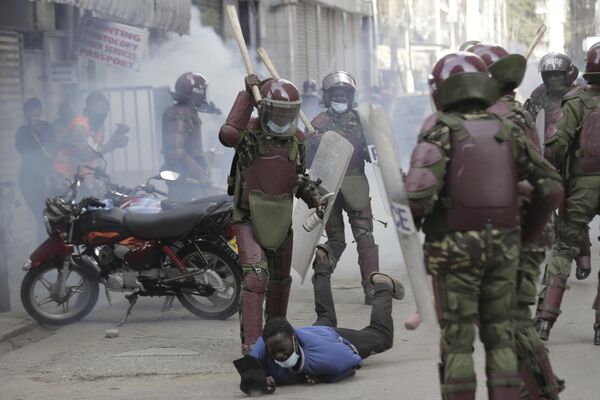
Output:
[43, 213, 53, 236]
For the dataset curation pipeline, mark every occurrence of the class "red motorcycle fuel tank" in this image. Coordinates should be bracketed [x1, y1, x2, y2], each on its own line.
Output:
[73, 208, 130, 246]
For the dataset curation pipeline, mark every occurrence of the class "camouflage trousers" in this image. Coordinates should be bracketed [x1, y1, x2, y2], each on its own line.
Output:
[539, 175, 600, 321]
[425, 227, 521, 398]
[516, 250, 562, 399]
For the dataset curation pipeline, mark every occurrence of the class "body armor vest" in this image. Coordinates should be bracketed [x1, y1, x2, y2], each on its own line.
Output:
[313, 111, 367, 173]
[242, 140, 298, 203]
[162, 104, 202, 166]
[446, 119, 520, 231]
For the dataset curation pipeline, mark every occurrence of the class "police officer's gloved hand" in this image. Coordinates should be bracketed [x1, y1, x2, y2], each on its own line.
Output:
[576, 264, 592, 280]
[245, 74, 260, 93]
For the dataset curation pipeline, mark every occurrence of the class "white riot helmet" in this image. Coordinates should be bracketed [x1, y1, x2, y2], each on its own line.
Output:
[321, 71, 357, 109]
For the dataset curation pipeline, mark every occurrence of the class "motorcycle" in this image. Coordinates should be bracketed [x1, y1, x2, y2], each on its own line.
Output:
[20, 167, 241, 326]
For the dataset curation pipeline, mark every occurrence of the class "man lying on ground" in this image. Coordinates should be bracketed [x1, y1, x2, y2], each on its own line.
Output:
[233, 272, 404, 394]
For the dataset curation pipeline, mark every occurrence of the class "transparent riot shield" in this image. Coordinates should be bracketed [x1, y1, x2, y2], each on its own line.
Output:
[535, 110, 545, 148]
[291, 131, 353, 282]
[357, 103, 391, 215]
[367, 105, 438, 328]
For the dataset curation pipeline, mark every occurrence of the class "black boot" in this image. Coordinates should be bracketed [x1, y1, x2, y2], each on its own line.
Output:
[537, 319, 553, 341]
[594, 326, 600, 346]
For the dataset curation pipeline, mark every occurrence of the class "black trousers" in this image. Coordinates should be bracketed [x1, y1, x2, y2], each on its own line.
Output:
[314, 281, 394, 359]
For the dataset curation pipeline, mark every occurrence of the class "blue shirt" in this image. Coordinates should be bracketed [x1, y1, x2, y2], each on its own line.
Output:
[250, 326, 363, 384]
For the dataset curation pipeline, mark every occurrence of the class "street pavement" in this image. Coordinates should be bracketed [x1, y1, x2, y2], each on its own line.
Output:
[0, 263, 599, 400]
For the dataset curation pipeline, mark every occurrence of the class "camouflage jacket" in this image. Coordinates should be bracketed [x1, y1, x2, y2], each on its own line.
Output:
[408, 111, 563, 238]
[544, 85, 600, 175]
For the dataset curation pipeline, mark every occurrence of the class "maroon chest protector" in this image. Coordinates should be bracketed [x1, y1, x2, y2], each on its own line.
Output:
[162, 104, 201, 153]
[243, 140, 297, 202]
[446, 119, 520, 231]
[334, 112, 367, 172]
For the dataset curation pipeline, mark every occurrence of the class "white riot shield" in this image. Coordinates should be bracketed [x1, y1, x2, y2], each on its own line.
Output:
[535, 110, 545, 147]
[357, 103, 392, 215]
[292, 131, 353, 282]
[368, 105, 438, 328]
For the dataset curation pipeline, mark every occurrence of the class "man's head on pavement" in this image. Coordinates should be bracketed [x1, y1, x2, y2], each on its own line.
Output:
[262, 318, 299, 367]
[84, 90, 110, 126]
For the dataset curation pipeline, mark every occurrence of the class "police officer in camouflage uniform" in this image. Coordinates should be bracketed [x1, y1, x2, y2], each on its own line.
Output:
[524, 54, 593, 277]
[219, 75, 327, 354]
[540, 43, 600, 345]
[468, 42, 563, 400]
[306, 71, 379, 327]
[406, 52, 564, 400]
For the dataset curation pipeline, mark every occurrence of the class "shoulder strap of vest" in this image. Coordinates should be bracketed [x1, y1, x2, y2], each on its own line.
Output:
[562, 86, 587, 105]
[437, 114, 470, 141]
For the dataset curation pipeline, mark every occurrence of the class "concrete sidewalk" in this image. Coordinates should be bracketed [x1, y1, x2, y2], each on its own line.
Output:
[0, 312, 37, 342]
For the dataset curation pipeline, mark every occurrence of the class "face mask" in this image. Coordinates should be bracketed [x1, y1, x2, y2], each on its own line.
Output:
[275, 349, 299, 368]
[274, 337, 300, 369]
[266, 120, 291, 134]
[330, 101, 348, 114]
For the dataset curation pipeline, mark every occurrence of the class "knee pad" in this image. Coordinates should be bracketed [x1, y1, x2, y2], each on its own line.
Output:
[313, 247, 335, 275]
[316, 243, 344, 265]
[348, 206, 374, 232]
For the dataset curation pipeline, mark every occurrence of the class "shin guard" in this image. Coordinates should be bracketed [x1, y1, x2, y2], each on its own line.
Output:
[539, 274, 567, 321]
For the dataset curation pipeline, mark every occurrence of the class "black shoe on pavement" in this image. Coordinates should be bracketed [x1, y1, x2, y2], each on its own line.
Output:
[594, 327, 600, 345]
[537, 319, 553, 341]
[369, 272, 405, 300]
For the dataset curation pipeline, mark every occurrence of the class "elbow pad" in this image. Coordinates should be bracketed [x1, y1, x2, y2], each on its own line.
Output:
[219, 124, 242, 147]
[405, 142, 443, 198]
[226, 91, 255, 130]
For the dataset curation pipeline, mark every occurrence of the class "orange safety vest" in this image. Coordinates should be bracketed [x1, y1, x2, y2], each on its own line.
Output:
[53, 115, 105, 178]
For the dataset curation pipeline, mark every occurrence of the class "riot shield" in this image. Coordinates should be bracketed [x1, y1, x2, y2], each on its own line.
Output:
[535, 110, 545, 147]
[291, 131, 353, 282]
[357, 103, 391, 215]
[367, 105, 438, 328]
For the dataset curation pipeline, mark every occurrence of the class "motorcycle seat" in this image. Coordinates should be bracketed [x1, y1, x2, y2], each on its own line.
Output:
[160, 194, 231, 210]
[123, 203, 214, 240]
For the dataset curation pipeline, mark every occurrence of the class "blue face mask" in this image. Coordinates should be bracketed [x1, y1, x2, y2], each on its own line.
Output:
[266, 120, 291, 135]
[274, 337, 300, 368]
[330, 101, 348, 114]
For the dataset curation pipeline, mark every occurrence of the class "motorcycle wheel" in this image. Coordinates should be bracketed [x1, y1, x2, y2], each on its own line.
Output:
[21, 259, 99, 326]
[175, 241, 241, 320]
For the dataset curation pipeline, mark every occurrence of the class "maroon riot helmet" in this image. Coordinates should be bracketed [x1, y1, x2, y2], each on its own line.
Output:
[172, 72, 208, 108]
[259, 78, 301, 137]
[429, 51, 500, 111]
[584, 42, 600, 84]
[467, 42, 526, 94]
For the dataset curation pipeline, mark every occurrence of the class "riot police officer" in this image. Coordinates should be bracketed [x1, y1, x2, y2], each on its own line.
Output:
[306, 71, 380, 329]
[162, 72, 220, 201]
[468, 42, 563, 399]
[407, 52, 563, 400]
[541, 43, 600, 345]
[219, 75, 326, 354]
